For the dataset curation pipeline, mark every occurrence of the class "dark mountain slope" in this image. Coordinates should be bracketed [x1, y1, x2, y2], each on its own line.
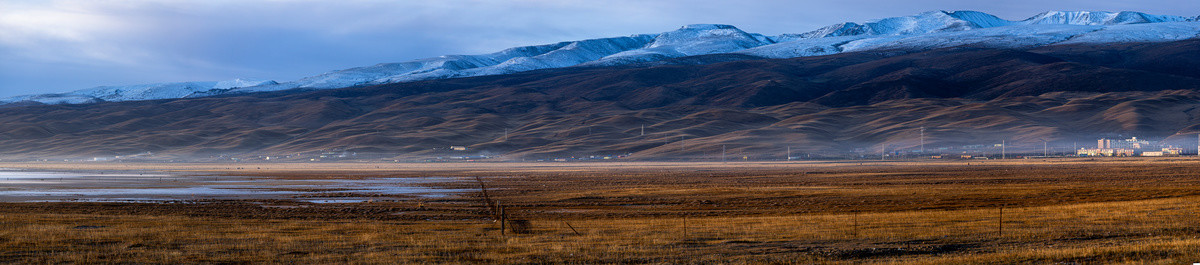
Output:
[3, 40, 1200, 160]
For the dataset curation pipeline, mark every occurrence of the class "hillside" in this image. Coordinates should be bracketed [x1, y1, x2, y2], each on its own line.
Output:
[2, 40, 1200, 161]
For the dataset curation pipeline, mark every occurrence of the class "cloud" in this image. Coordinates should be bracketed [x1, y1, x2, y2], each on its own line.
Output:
[1, 0, 1198, 97]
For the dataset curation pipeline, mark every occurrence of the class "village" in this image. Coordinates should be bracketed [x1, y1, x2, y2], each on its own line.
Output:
[1076, 137, 1185, 157]
[870, 136, 1190, 160]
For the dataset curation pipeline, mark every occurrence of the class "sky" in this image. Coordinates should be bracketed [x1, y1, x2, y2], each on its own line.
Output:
[2, 0, 1198, 97]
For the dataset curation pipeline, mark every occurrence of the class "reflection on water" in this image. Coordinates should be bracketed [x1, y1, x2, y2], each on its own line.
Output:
[0, 169, 469, 203]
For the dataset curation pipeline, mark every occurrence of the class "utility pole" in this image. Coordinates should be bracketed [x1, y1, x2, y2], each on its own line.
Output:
[920, 127, 925, 154]
[787, 146, 792, 161]
[680, 136, 685, 152]
[1001, 140, 1006, 159]
[1043, 140, 1048, 157]
[721, 145, 726, 162]
[640, 124, 644, 136]
[881, 143, 886, 161]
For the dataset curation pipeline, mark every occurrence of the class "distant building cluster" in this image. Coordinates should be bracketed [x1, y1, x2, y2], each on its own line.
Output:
[1077, 137, 1182, 157]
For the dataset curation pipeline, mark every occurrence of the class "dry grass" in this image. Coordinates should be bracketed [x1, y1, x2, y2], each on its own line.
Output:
[3, 159, 1200, 263]
[4, 197, 1200, 264]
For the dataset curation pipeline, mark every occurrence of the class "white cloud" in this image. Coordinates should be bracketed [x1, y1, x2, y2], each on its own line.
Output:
[0, 2, 128, 62]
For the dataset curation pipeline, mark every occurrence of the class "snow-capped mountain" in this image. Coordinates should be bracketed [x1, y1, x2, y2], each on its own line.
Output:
[739, 22, 1200, 59]
[2, 79, 276, 105]
[583, 24, 774, 66]
[1022, 11, 1193, 25]
[5, 10, 1198, 105]
[780, 10, 1194, 40]
[231, 10, 1196, 95]
[238, 24, 776, 92]
[738, 11, 1200, 59]
[778, 11, 1014, 40]
[237, 34, 660, 93]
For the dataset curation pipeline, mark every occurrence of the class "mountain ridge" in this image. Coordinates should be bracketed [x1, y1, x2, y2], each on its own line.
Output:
[3, 10, 1198, 105]
[4, 39, 1200, 160]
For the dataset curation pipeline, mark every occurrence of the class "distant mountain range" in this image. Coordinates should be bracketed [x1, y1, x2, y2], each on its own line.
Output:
[4, 37, 1200, 160]
[4, 10, 1198, 105]
[4, 10, 1200, 161]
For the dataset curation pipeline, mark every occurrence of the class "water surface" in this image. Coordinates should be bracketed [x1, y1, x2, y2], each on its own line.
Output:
[0, 169, 468, 203]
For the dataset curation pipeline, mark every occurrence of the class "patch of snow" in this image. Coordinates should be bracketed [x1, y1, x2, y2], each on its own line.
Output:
[737, 36, 870, 58]
[1, 94, 97, 105]
[213, 78, 277, 89]
[1019, 11, 1192, 25]
[240, 35, 659, 93]
[1, 78, 278, 104]
[782, 10, 1193, 40]
[782, 11, 1015, 40]
[837, 25, 1103, 52]
[1055, 22, 1200, 44]
[586, 24, 772, 66]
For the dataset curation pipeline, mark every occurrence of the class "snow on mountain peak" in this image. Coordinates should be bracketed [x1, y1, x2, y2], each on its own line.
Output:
[578, 24, 774, 66]
[214, 78, 278, 90]
[647, 24, 768, 52]
[944, 10, 1014, 28]
[1, 78, 278, 105]
[7, 10, 1198, 106]
[1020, 11, 1192, 25]
[784, 10, 1009, 40]
[785, 10, 1194, 40]
[861, 10, 981, 35]
[743, 10, 1200, 60]
[679, 24, 739, 30]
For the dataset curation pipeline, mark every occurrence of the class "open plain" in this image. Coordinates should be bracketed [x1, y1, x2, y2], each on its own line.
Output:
[2, 158, 1200, 264]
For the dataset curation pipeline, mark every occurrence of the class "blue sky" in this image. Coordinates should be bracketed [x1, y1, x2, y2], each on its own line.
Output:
[1, 0, 1198, 97]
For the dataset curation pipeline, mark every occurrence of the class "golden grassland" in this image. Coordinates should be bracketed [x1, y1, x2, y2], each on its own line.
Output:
[3, 158, 1200, 263]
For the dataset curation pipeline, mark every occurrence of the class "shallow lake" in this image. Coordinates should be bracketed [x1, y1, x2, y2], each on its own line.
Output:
[0, 169, 470, 203]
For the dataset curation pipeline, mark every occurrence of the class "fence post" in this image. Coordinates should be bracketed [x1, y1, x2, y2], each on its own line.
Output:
[682, 217, 688, 240]
[853, 211, 859, 238]
[998, 206, 1004, 240]
[500, 204, 507, 237]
